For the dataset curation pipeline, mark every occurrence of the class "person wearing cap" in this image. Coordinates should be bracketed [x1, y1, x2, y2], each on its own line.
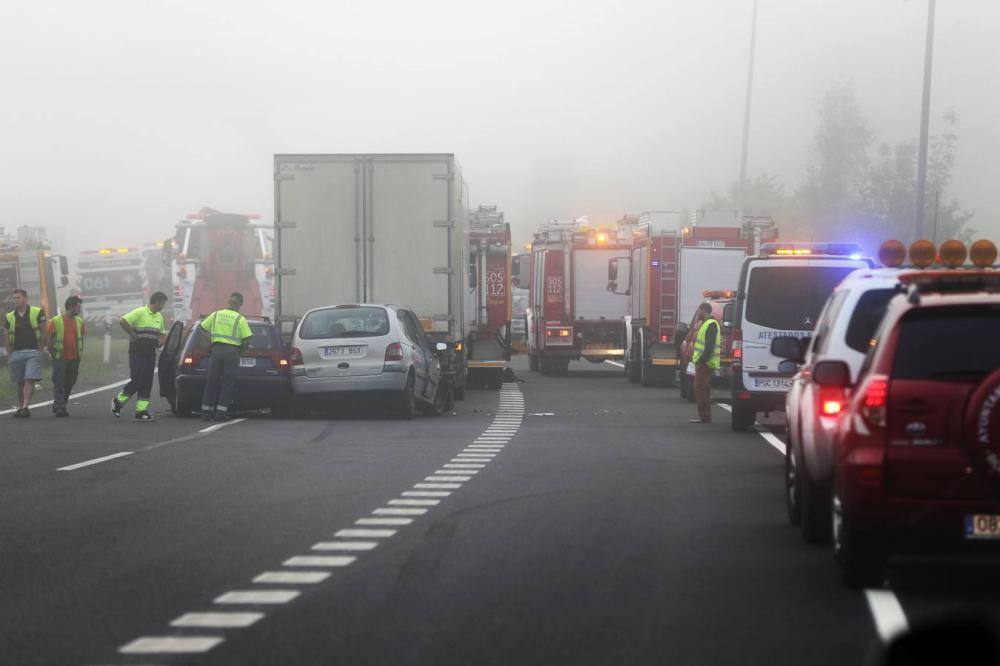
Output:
[112, 292, 168, 421]
[199, 292, 253, 422]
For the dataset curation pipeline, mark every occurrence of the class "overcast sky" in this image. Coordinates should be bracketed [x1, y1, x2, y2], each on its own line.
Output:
[1, 0, 997, 253]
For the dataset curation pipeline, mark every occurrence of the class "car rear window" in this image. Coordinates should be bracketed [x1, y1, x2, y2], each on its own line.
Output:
[745, 265, 857, 330]
[246, 322, 277, 350]
[893, 306, 1000, 381]
[299, 307, 391, 340]
[844, 289, 896, 353]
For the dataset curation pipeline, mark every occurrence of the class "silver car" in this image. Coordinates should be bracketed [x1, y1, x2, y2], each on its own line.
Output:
[289, 304, 451, 418]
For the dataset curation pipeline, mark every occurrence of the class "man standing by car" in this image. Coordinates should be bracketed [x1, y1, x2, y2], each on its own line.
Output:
[47, 295, 85, 417]
[5, 288, 48, 418]
[112, 292, 168, 421]
[690, 302, 721, 424]
[199, 292, 253, 422]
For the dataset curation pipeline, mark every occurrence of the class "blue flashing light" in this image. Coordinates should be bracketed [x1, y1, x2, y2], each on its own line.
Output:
[651, 260, 660, 267]
[849, 253, 862, 260]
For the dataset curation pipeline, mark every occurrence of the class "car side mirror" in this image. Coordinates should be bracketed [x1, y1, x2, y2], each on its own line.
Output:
[435, 342, 448, 352]
[771, 336, 804, 363]
[812, 360, 851, 388]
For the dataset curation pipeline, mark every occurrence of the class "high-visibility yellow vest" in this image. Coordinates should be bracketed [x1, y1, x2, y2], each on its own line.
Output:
[692, 318, 721, 370]
[201, 309, 252, 346]
[6, 306, 42, 347]
[52, 314, 85, 359]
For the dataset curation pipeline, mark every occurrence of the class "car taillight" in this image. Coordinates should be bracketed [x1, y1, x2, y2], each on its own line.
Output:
[289, 347, 304, 366]
[861, 375, 889, 427]
[732, 329, 742, 361]
[819, 386, 846, 416]
[385, 342, 403, 362]
[183, 356, 194, 365]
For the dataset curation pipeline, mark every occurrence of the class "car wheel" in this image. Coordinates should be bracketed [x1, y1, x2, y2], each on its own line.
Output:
[731, 401, 755, 431]
[801, 460, 831, 543]
[786, 444, 802, 526]
[421, 381, 453, 416]
[396, 375, 416, 420]
[832, 493, 884, 588]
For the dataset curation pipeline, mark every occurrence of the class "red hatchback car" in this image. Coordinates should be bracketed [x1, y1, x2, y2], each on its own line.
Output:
[812, 269, 1000, 587]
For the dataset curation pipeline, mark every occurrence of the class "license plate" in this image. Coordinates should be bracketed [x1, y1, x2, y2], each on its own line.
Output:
[322, 345, 365, 358]
[965, 514, 1000, 540]
[752, 376, 792, 390]
[239, 357, 256, 368]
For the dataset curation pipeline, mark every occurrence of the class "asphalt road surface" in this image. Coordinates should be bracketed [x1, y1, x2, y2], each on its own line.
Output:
[2, 357, 998, 666]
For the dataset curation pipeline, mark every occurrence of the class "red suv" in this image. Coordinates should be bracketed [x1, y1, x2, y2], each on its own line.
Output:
[813, 269, 1000, 587]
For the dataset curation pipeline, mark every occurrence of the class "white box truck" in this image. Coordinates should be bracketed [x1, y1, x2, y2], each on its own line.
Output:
[273, 153, 470, 397]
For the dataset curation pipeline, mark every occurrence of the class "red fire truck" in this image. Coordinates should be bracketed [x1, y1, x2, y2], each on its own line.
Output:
[165, 208, 275, 325]
[466, 205, 512, 389]
[608, 210, 775, 386]
[525, 219, 629, 375]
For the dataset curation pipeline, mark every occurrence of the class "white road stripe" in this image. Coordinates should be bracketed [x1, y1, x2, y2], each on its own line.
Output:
[334, 528, 396, 538]
[436, 469, 477, 475]
[467, 445, 504, 449]
[444, 464, 485, 469]
[403, 490, 451, 497]
[215, 590, 300, 604]
[58, 451, 134, 471]
[171, 612, 264, 628]
[119, 636, 223, 654]
[312, 541, 380, 551]
[865, 589, 909, 643]
[455, 454, 495, 459]
[388, 499, 440, 506]
[414, 483, 461, 489]
[199, 418, 247, 434]
[716, 403, 733, 412]
[425, 475, 472, 482]
[254, 571, 331, 584]
[3, 377, 130, 417]
[605, 360, 625, 368]
[283, 555, 356, 567]
[373, 507, 429, 516]
[356, 517, 414, 526]
[759, 432, 787, 456]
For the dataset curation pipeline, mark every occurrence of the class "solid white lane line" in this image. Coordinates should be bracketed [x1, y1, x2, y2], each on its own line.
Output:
[716, 403, 733, 412]
[119, 636, 224, 654]
[865, 589, 909, 643]
[284, 555, 356, 567]
[171, 612, 264, 628]
[388, 499, 440, 506]
[403, 490, 451, 497]
[605, 360, 625, 368]
[414, 483, 461, 489]
[312, 541, 380, 551]
[215, 590, 300, 604]
[58, 451, 134, 471]
[2, 377, 130, 417]
[373, 507, 429, 516]
[254, 571, 331, 584]
[198, 418, 247, 434]
[334, 528, 396, 538]
[425, 475, 472, 482]
[356, 517, 414, 526]
[759, 432, 787, 456]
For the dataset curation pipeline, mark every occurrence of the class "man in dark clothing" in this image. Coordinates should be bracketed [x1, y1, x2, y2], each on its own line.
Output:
[690, 302, 721, 424]
[5, 289, 48, 417]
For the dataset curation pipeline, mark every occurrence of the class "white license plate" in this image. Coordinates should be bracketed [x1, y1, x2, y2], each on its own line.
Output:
[752, 376, 792, 390]
[965, 514, 1000, 540]
[322, 345, 366, 358]
[239, 357, 256, 368]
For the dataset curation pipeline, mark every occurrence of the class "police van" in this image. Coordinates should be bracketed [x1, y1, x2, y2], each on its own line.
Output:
[729, 243, 874, 431]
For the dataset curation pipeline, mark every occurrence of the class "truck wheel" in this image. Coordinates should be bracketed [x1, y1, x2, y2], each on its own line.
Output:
[626, 355, 641, 383]
[529, 352, 540, 372]
[833, 494, 885, 589]
[640, 360, 655, 387]
[421, 382, 453, 416]
[731, 401, 756, 431]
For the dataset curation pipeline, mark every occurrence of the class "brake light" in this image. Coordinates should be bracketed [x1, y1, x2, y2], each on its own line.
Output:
[862, 375, 889, 427]
[289, 347, 304, 366]
[278, 357, 288, 367]
[183, 356, 194, 365]
[819, 386, 846, 416]
[732, 329, 742, 360]
[385, 342, 403, 361]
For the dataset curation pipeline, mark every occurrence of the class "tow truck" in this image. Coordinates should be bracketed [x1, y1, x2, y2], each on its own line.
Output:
[76, 246, 147, 327]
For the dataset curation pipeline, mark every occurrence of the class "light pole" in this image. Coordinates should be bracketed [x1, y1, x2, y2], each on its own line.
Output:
[915, 0, 936, 241]
[737, 0, 759, 214]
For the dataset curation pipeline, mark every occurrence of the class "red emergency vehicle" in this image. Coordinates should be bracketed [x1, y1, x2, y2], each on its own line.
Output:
[526, 219, 629, 375]
[466, 205, 512, 389]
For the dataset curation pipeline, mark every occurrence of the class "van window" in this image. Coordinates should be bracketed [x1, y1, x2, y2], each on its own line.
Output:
[299, 307, 391, 339]
[844, 289, 896, 353]
[745, 265, 857, 331]
[893, 306, 1000, 381]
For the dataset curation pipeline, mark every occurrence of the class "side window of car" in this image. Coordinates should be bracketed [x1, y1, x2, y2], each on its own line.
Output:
[811, 290, 848, 358]
[398, 310, 423, 347]
[408, 313, 431, 349]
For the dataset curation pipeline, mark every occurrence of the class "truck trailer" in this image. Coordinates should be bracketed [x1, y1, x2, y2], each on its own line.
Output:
[273, 153, 469, 398]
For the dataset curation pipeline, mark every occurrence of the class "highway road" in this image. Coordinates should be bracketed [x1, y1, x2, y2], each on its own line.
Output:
[2, 358, 998, 666]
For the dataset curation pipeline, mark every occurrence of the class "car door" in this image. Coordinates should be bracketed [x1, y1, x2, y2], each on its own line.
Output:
[397, 310, 430, 399]
[157, 321, 186, 403]
[407, 311, 440, 398]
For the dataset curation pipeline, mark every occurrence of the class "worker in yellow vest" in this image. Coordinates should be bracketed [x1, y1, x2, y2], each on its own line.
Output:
[690, 302, 721, 424]
[112, 292, 168, 421]
[200, 292, 253, 422]
[46, 295, 85, 417]
[5, 288, 49, 418]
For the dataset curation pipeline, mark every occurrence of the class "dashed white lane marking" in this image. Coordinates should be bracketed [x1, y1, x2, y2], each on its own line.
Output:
[444, 464, 485, 469]
[254, 571, 331, 584]
[403, 490, 451, 497]
[58, 451, 134, 471]
[171, 612, 264, 628]
[2, 377, 130, 417]
[373, 507, 429, 516]
[214, 590, 300, 604]
[198, 417, 247, 434]
[283, 555, 356, 567]
[425, 476, 472, 483]
[436, 469, 477, 476]
[334, 528, 396, 538]
[605, 360, 625, 368]
[312, 541, 380, 551]
[388, 499, 440, 506]
[355, 517, 414, 526]
[119, 636, 224, 654]
[414, 482, 462, 490]
[865, 589, 909, 642]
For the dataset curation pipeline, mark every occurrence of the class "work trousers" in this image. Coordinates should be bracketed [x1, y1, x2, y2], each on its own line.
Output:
[202, 344, 241, 413]
[52, 358, 80, 413]
[122, 353, 156, 412]
[694, 363, 713, 422]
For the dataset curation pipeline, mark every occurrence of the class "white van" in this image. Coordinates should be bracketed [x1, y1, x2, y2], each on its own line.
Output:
[729, 243, 874, 431]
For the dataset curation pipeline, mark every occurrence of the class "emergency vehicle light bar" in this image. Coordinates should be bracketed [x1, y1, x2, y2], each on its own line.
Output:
[759, 242, 863, 259]
[702, 290, 735, 299]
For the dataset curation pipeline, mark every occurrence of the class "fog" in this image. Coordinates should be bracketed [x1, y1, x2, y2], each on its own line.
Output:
[1, 0, 997, 254]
